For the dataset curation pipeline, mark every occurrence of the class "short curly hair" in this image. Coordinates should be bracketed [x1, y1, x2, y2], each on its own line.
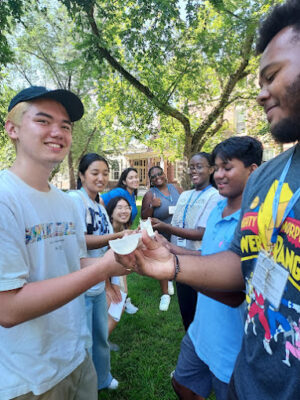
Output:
[256, 0, 300, 54]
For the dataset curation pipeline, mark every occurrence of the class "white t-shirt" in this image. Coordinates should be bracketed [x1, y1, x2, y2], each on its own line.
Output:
[170, 187, 221, 250]
[68, 189, 114, 296]
[0, 170, 91, 400]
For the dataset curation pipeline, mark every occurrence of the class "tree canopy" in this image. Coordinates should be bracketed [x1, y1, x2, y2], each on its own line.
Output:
[1, 0, 282, 185]
[59, 0, 279, 158]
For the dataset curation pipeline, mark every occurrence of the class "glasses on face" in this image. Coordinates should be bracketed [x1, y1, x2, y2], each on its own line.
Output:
[187, 164, 210, 174]
[116, 206, 131, 212]
[150, 171, 164, 180]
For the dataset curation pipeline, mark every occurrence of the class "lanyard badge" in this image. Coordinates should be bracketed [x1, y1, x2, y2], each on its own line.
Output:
[252, 150, 299, 309]
[176, 187, 211, 248]
[252, 250, 289, 310]
[182, 186, 211, 229]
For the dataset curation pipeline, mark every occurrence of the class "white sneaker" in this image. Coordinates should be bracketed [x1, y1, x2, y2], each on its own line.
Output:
[168, 281, 174, 295]
[125, 297, 139, 314]
[159, 294, 171, 311]
[107, 378, 119, 390]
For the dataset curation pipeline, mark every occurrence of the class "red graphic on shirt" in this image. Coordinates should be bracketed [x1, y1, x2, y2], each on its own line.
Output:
[281, 217, 300, 249]
[241, 212, 258, 234]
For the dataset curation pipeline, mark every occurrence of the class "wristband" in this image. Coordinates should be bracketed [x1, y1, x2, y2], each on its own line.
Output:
[173, 254, 180, 281]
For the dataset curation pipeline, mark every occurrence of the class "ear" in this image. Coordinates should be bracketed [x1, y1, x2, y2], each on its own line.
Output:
[122, 181, 126, 187]
[248, 163, 258, 175]
[5, 120, 19, 141]
[208, 165, 215, 175]
[78, 172, 85, 183]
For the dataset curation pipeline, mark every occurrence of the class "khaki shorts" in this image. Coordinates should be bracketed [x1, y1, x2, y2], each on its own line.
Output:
[14, 352, 97, 400]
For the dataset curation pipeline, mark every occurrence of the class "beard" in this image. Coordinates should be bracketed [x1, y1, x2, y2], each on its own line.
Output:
[271, 74, 300, 144]
[271, 117, 300, 143]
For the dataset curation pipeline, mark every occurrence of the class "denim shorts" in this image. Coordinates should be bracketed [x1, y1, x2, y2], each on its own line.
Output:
[174, 333, 229, 400]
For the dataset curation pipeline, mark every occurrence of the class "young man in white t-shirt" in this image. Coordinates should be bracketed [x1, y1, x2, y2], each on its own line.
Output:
[0, 86, 125, 400]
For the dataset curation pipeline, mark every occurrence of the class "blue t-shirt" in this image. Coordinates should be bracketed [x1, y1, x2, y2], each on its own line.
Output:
[101, 187, 137, 224]
[188, 199, 245, 383]
[150, 184, 180, 240]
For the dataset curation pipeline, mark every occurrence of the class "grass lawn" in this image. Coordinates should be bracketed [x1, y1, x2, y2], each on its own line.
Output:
[99, 274, 184, 400]
[98, 197, 216, 400]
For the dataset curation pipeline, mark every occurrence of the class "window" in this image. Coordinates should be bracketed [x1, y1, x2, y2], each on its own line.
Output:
[110, 160, 120, 181]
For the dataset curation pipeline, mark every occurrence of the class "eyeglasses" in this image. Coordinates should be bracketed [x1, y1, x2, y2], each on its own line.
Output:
[188, 164, 210, 173]
[116, 206, 131, 212]
[150, 171, 164, 180]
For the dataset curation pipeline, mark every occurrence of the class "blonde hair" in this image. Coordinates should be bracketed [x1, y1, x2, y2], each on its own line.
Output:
[6, 101, 32, 125]
[6, 102, 33, 148]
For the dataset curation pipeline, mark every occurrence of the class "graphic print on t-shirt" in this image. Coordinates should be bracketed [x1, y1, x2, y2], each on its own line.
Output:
[86, 205, 110, 235]
[240, 179, 300, 365]
[25, 221, 76, 244]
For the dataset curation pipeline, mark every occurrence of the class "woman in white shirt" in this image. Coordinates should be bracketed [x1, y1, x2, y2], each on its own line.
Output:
[68, 153, 130, 391]
[152, 152, 221, 330]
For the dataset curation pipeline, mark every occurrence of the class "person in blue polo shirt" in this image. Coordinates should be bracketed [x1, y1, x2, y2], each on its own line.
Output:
[170, 136, 263, 400]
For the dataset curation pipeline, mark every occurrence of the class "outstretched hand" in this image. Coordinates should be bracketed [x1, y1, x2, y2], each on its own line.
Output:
[102, 248, 132, 277]
[151, 218, 168, 232]
[114, 230, 175, 281]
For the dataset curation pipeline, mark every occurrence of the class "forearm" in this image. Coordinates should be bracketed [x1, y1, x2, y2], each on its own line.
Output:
[0, 256, 117, 328]
[165, 225, 204, 240]
[85, 232, 123, 250]
[141, 193, 154, 219]
[119, 232, 244, 294]
[170, 243, 201, 256]
[176, 251, 244, 291]
[141, 206, 153, 219]
[195, 288, 245, 307]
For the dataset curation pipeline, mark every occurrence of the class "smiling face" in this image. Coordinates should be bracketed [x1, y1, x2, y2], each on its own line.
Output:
[149, 167, 166, 188]
[111, 198, 132, 226]
[214, 156, 252, 200]
[124, 170, 139, 191]
[188, 155, 214, 190]
[257, 26, 300, 143]
[5, 98, 72, 168]
[80, 160, 109, 200]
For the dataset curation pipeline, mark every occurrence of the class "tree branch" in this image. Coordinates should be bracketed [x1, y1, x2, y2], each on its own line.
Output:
[13, 62, 33, 85]
[36, 43, 64, 87]
[192, 32, 255, 147]
[85, 4, 191, 138]
[197, 114, 225, 151]
[22, 47, 64, 87]
[227, 94, 257, 105]
[76, 126, 97, 164]
[163, 65, 189, 104]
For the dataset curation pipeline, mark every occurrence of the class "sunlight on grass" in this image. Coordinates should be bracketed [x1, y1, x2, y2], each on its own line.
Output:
[99, 196, 216, 400]
[99, 275, 217, 400]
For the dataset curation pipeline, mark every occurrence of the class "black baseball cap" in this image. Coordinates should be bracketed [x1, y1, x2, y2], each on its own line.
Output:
[8, 86, 84, 122]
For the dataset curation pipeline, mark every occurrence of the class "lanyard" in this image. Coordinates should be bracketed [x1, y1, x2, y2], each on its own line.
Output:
[153, 185, 173, 202]
[182, 185, 211, 228]
[271, 149, 300, 244]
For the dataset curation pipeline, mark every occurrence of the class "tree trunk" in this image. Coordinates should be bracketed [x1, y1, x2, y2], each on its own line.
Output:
[68, 151, 76, 189]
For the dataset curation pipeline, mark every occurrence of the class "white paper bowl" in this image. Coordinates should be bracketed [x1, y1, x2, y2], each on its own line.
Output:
[140, 218, 155, 237]
[109, 233, 142, 255]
